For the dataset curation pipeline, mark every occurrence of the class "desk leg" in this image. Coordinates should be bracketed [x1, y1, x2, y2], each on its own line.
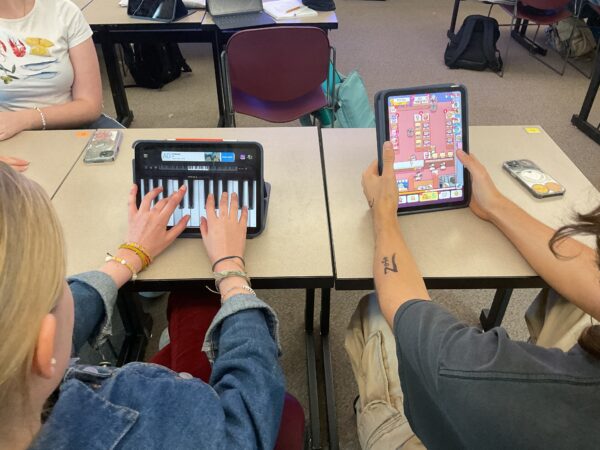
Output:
[480, 288, 513, 332]
[448, 0, 461, 38]
[305, 288, 322, 450]
[116, 291, 152, 365]
[211, 31, 226, 127]
[572, 44, 600, 143]
[101, 40, 134, 127]
[320, 288, 339, 450]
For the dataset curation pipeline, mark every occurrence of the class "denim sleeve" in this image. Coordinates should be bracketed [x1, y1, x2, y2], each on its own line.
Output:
[203, 294, 285, 450]
[68, 271, 118, 354]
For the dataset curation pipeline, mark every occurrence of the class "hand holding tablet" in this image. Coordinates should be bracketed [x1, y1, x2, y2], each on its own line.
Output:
[375, 84, 472, 215]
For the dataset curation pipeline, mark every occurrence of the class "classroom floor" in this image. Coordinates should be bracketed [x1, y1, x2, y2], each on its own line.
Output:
[97, 1, 600, 448]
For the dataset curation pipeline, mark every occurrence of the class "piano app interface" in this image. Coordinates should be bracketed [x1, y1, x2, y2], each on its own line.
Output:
[387, 91, 465, 208]
[138, 150, 259, 228]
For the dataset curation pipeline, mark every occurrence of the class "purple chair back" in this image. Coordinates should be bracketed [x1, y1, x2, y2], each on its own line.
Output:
[226, 26, 330, 102]
[521, 0, 570, 10]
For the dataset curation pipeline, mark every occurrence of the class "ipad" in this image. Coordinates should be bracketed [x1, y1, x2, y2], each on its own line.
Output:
[128, 0, 190, 22]
[132, 140, 269, 238]
[375, 84, 471, 215]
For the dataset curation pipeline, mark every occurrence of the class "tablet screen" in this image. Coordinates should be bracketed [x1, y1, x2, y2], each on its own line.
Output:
[385, 89, 467, 210]
[128, 0, 177, 21]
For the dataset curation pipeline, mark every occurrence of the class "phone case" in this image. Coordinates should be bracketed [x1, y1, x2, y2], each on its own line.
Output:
[83, 130, 123, 164]
[503, 159, 565, 198]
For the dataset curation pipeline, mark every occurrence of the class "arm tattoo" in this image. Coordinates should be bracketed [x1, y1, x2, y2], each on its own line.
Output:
[381, 253, 398, 275]
[368, 198, 375, 208]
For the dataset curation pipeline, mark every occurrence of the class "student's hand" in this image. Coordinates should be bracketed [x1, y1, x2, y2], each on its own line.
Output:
[362, 141, 398, 227]
[0, 112, 30, 141]
[0, 155, 29, 172]
[457, 149, 508, 222]
[200, 192, 247, 270]
[126, 184, 190, 259]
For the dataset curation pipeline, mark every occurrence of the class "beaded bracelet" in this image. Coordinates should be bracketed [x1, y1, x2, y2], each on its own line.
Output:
[220, 284, 255, 301]
[33, 107, 46, 130]
[119, 242, 152, 269]
[105, 253, 138, 280]
[214, 270, 250, 289]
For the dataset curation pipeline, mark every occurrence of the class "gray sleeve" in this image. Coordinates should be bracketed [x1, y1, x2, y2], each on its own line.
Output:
[68, 271, 118, 351]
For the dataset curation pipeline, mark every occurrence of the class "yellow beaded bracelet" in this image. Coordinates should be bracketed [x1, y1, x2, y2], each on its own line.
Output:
[119, 242, 152, 269]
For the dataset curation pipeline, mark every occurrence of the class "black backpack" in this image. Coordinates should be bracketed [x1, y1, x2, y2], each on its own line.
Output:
[121, 43, 192, 89]
[444, 15, 503, 73]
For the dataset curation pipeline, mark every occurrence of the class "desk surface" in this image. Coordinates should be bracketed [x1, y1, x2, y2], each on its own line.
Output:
[0, 130, 91, 199]
[83, 0, 206, 26]
[202, 0, 338, 28]
[52, 127, 333, 286]
[323, 126, 600, 289]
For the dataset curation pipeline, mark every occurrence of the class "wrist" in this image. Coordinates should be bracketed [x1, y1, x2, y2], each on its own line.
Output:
[17, 110, 37, 131]
[213, 259, 245, 272]
[115, 248, 144, 273]
[372, 211, 398, 233]
[487, 196, 514, 226]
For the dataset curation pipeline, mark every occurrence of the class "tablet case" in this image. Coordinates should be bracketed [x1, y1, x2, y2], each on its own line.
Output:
[131, 140, 270, 238]
[374, 83, 471, 215]
[128, 0, 190, 23]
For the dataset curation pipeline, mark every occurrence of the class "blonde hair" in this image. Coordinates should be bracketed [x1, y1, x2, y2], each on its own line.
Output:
[0, 162, 66, 409]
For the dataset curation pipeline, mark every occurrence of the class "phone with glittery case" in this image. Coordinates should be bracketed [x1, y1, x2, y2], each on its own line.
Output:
[503, 159, 565, 198]
[83, 130, 123, 164]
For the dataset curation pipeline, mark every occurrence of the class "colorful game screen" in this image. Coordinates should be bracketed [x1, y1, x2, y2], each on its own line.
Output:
[386, 90, 467, 210]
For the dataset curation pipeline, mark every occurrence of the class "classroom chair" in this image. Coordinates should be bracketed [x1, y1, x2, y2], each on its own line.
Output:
[494, 0, 575, 75]
[220, 26, 335, 127]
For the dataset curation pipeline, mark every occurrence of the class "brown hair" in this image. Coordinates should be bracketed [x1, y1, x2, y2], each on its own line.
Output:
[549, 205, 600, 358]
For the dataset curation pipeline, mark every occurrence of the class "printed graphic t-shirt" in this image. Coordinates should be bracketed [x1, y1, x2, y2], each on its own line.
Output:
[0, 0, 92, 112]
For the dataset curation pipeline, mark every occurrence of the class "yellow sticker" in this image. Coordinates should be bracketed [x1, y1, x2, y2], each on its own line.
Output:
[525, 127, 541, 134]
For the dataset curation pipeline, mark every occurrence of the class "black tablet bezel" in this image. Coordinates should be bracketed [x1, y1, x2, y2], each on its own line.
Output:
[127, 0, 190, 23]
[132, 140, 265, 238]
[376, 84, 471, 215]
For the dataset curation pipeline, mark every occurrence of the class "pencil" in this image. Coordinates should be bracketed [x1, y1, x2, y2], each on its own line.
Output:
[285, 5, 302, 13]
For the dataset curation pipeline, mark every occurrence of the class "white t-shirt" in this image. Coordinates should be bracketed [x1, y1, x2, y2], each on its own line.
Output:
[0, 0, 92, 112]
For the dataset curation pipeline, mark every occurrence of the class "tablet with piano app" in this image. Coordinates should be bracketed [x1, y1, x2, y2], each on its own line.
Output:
[375, 84, 471, 215]
[133, 140, 268, 238]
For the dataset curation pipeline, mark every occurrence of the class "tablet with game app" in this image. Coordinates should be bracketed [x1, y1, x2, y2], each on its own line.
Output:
[375, 84, 471, 215]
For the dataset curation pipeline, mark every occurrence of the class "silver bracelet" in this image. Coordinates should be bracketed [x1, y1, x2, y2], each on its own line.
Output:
[33, 107, 46, 130]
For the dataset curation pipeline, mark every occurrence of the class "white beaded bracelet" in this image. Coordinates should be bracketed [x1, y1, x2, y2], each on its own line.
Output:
[221, 284, 255, 301]
[34, 107, 47, 130]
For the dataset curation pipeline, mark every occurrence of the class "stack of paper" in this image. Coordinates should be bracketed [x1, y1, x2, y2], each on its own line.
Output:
[263, 0, 318, 20]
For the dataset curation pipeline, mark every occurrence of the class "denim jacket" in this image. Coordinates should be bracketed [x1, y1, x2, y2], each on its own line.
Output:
[30, 272, 285, 450]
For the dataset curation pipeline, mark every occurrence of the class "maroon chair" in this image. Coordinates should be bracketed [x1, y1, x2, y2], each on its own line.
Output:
[497, 0, 575, 74]
[220, 26, 334, 127]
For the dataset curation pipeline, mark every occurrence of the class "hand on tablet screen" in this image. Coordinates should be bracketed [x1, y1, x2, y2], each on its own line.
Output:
[362, 141, 399, 224]
[457, 150, 506, 222]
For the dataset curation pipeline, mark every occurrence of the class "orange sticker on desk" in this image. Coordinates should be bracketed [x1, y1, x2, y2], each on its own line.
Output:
[75, 131, 91, 138]
[524, 127, 541, 134]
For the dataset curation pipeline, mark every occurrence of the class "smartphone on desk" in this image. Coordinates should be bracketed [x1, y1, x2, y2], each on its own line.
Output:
[503, 159, 565, 198]
[83, 130, 123, 164]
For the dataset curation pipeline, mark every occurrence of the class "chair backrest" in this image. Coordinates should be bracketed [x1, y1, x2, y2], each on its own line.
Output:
[521, 0, 571, 10]
[225, 26, 330, 102]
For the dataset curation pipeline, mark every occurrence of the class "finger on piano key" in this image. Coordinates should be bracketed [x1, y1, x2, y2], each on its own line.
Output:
[227, 180, 234, 210]
[192, 180, 201, 227]
[167, 180, 175, 226]
[157, 179, 164, 201]
[199, 179, 206, 222]
[178, 179, 185, 209]
[250, 179, 257, 228]
[140, 178, 146, 202]
[148, 179, 155, 207]
[182, 179, 191, 220]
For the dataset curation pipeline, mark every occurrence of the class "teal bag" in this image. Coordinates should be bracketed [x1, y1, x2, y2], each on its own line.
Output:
[300, 65, 375, 128]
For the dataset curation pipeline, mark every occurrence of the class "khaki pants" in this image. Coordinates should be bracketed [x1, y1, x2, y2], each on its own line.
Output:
[344, 290, 596, 450]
